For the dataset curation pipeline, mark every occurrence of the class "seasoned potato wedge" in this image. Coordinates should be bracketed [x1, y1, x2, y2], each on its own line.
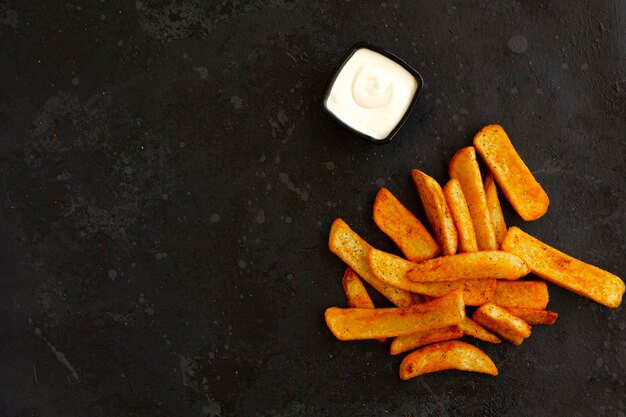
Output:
[390, 325, 463, 355]
[324, 290, 465, 340]
[411, 169, 458, 255]
[342, 268, 375, 309]
[341, 268, 386, 342]
[489, 280, 549, 310]
[444, 178, 478, 253]
[503, 307, 558, 325]
[501, 227, 625, 308]
[328, 219, 414, 307]
[472, 303, 531, 346]
[448, 147, 498, 250]
[458, 317, 501, 344]
[405, 251, 529, 282]
[373, 187, 440, 262]
[399, 340, 498, 380]
[474, 125, 549, 221]
[368, 247, 496, 305]
[484, 174, 507, 246]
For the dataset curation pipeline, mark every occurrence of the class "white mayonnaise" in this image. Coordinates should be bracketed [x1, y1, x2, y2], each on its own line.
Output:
[325, 48, 418, 140]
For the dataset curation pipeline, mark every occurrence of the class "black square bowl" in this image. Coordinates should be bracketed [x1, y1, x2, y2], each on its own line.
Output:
[321, 42, 424, 144]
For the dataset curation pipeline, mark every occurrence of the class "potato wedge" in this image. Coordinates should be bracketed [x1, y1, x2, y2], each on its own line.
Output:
[472, 303, 531, 346]
[373, 187, 440, 262]
[503, 307, 558, 325]
[368, 247, 496, 305]
[443, 178, 478, 253]
[448, 147, 498, 250]
[324, 290, 465, 340]
[390, 325, 463, 355]
[458, 317, 501, 344]
[328, 219, 414, 307]
[406, 251, 529, 282]
[411, 169, 458, 255]
[474, 125, 549, 221]
[341, 268, 386, 342]
[342, 268, 375, 309]
[501, 227, 625, 308]
[484, 174, 507, 246]
[399, 340, 498, 379]
[489, 280, 549, 310]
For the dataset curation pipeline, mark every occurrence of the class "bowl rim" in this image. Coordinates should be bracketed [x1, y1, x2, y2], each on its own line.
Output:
[321, 42, 424, 145]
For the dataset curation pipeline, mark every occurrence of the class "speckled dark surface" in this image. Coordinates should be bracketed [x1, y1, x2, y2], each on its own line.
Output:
[1, 1, 625, 416]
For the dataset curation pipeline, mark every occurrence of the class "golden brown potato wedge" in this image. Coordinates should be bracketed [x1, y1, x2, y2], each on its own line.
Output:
[328, 219, 414, 307]
[474, 125, 549, 221]
[405, 251, 529, 282]
[501, 227, 625, 308]
[489, 280, 549, 310]
[324, 290, 465, 340]
[472, 303, 531, 346]
[390, 325, 463, 355]
[503, 307, 558, 325]
[411, 169, 458, 255]
[448, 147, 498, 250]
[367, 247, 496, 305]
[341, 268, 386, 342]
[443, 178, 478, 253]
[342, 268, 375, 309]
[399, 340, 498, 380]
[373, 187, 440, 262]
[458, 317, 501, 344]
[484, 174, 507, 246]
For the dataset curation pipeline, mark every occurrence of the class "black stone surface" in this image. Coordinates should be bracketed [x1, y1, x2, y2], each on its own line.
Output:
[1, 1, 625, 416]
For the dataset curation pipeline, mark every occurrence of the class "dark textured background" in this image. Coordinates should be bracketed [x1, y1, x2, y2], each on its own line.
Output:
[1, 1, 625, 416]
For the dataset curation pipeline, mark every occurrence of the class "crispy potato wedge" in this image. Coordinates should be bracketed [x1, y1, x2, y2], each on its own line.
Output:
[489, 280, 549, 310]
[484, 174, 507, 246]
[405, 251, 529, 282]
[472, 303, 531, 346]
[342, 268, 375, 309]
[390, 325, 463, 355]
[474, 125, 549, 221]
[341, 268, 386, 342]
[368, 247, 496, 305]
[411, 169, 458, 255]
[448, 147, 498, 250]
[324, 290, 465, 340]
[501, 227, 625, 308]
[329, 219, 414, 307]
[458, 317, 501, 344]
[373, 187, 440, 262]
[399, 340, 498, 380]
[503, 307, 558, 325]
[444, 178, 478, 253]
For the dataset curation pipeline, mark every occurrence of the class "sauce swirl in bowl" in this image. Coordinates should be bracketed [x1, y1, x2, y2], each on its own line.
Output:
[323, 46, 421, 143]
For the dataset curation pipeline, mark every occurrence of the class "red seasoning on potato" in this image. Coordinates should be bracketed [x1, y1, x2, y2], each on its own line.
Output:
[373, 187, 440, 262]
[444, 178, 479, 253]
[411, 169, 458, 255]
[501, 227, 625, 308]
[399, 341, 498, 380]
[472, 303, 531, 346]
[474, 125, 549, 221]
